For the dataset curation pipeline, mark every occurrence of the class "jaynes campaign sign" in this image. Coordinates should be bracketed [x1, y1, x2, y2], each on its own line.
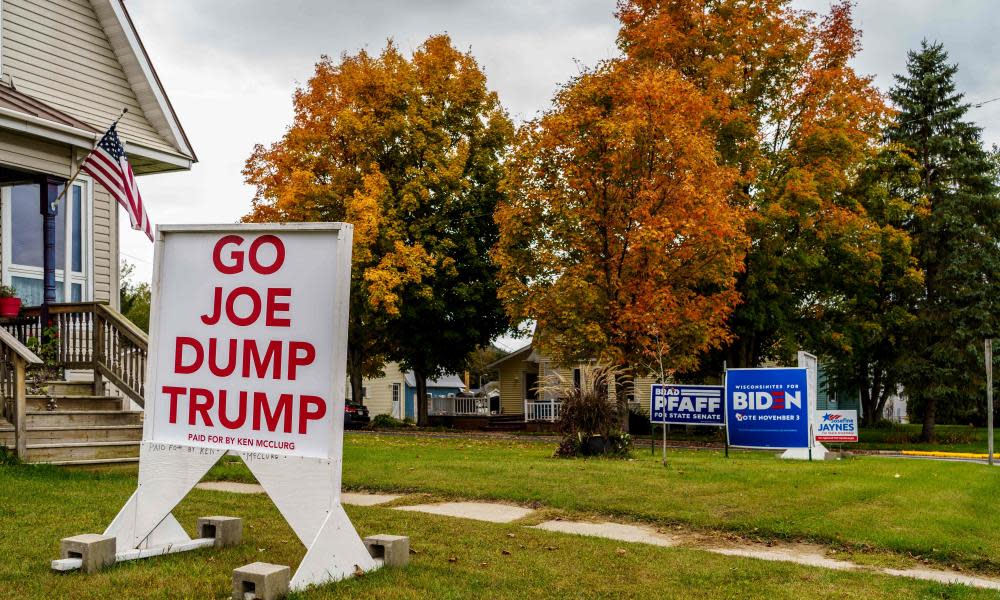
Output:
[725, 368, 809, 449]
[815, 410, 859, 442]
[650, 384, 725, 426]
[145, 224, 351, 459]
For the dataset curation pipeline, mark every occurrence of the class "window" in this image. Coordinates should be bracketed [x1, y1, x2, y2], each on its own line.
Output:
[573, 368, 581, 389]
[1, 180, 91, 305]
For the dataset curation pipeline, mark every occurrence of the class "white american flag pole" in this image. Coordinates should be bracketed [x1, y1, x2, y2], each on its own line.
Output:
[51, 106, 129, 211]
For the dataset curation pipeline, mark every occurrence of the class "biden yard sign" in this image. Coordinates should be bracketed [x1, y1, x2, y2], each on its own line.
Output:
[650, 384, 725, 426]
[725, 368, 810, 449]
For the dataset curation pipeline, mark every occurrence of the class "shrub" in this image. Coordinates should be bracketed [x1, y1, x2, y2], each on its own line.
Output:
[0, 445, 19, 466]
[551, 365, 631, 459]
[371, 414, 411, 429]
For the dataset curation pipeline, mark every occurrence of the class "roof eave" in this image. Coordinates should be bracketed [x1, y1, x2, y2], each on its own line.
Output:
[90, 0, 197, 163]
[486, 343, 535, 370]
[0, 108, 193, 175]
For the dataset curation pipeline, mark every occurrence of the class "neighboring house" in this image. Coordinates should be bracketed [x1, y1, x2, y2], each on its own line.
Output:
[488, 341, 656, 423]
[815, 363, 908, 423]
[349, 362, 466, 420]
[0, 0, 195, 463]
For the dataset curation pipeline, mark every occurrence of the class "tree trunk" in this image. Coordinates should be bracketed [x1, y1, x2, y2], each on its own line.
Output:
[859, 363, 875, 426]
[873, 384, 892, 423]
[414, 368, 429, 427]
[920, 397, 937, 442]
[861, 364, 883, 427]
[347, 346, 365, 407]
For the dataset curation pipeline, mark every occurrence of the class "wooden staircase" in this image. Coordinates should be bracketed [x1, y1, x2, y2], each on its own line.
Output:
[21, 379, 142, 464]
[0, 302, 148, 465]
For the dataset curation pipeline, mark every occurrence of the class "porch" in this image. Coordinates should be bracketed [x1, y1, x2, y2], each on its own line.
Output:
[0, 301, 148, 464]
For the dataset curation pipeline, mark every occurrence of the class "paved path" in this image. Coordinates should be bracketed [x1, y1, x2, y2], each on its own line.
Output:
[197, 484, 1000, 591]
[395, 502, 534, 523]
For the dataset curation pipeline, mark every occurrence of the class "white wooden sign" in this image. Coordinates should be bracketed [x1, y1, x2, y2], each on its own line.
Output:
[103, 224, 378, 590]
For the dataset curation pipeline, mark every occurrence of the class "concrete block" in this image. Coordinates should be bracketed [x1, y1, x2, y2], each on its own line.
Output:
[364, 534, 410, 567]
[60, 534, 116, 574]
[198, 516, 243, 548]
[232, 562, 290, 600]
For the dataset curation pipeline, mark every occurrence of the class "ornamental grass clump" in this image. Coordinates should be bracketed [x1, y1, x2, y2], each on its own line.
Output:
[550, 365, 632, 458]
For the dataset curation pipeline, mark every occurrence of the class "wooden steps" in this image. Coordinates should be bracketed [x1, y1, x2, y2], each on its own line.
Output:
[26, 410, 143, 428]
[25, 440, 140, 462]
[2, 379, 143, 464]
[0, 417, 13, 448]
[27, 395, 123, 411]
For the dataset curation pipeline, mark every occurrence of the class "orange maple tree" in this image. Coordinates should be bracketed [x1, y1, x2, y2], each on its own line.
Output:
[494, 58, 748, 403]
[244, 36, 513, 413]
[617, 0, 891, 368]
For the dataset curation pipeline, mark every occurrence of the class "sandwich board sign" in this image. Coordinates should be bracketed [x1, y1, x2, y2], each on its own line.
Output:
[103, 223, 378, 589]
[650, 384, 725, 426]
[815, 410, 859, 442]
[725, 368, 810, 449]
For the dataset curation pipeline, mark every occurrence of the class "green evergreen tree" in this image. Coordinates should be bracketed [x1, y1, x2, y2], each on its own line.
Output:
[888, 41, 1000, 440]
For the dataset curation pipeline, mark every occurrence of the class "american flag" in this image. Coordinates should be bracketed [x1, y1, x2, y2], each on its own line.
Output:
[80, 123, 153, 241]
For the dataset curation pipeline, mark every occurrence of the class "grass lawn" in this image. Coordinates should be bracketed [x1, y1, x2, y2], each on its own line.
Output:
[206, 433, 1000, 574]
[622, 423, 1000, 454]
[1, 464, 995, 599]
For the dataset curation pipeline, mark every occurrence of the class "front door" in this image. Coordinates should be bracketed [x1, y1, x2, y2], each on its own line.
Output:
[391, 383, 402, 419]
[524, 372, 539, 401]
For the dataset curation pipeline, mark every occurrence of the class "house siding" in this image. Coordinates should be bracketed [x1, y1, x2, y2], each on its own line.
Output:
[355, 362, 407, 418]
[0, 129, 73, 176]
[497, 356, 536, 415]
[1, 0, 175, 154]
[91, 183, 116, 304]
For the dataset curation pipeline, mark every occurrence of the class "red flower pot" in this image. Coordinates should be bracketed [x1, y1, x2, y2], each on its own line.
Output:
[0, 297, 21, 318]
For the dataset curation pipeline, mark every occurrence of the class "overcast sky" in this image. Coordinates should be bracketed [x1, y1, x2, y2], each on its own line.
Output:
[123, 1, 1000, 349]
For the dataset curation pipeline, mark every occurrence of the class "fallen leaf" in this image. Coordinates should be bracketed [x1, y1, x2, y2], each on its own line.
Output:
[354, 565, 365, 577]
[448, 556, 458, 563]
[480, 562, 488, 568]
[616, 548, 627, 556]
[409, 548, 419, 555]
[501, 549, 511, 555]
[506, 533, 516, 538]
[545, 546, 557, 551]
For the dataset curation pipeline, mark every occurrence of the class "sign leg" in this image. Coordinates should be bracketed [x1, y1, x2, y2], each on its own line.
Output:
[104, 443, 224, 549]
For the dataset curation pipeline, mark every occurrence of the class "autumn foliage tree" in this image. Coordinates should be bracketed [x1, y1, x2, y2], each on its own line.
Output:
[494, 58, 748, 426]
[617, 0, 890, 369]
[244, 36, 513, 421]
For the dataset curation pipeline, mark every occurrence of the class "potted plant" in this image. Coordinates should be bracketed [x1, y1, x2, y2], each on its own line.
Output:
[0, 285, 21, 318]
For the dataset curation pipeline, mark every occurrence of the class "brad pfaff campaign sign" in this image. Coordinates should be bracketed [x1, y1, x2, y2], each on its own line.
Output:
[725, 368, 810, 449]
[815, 410, 859, 443]
[145, 224, 351, 459]
[650, 384, 725, 426]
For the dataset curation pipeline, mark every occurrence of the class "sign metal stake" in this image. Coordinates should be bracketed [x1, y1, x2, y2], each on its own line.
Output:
[662, 419, 668, 467]
[987, 339, 994, 466]
[723, 361, 729, 459]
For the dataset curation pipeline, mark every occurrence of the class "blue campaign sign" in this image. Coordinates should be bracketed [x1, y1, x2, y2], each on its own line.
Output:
[725, 368, 809, 449]
[650, 384, 725, 426]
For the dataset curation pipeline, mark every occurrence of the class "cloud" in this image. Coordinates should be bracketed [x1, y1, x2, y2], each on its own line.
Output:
[120, 0, 1000, 283]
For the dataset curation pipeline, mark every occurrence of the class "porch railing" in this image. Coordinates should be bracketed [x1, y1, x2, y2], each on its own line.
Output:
[524, 400, 562, 422]
[428, 395, 491, 416]
[4, 302, 148, 408]
[0, 328, 42, 458]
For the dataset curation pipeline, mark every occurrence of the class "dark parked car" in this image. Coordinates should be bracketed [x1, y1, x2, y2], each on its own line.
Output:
[344, 401, 370, 429]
